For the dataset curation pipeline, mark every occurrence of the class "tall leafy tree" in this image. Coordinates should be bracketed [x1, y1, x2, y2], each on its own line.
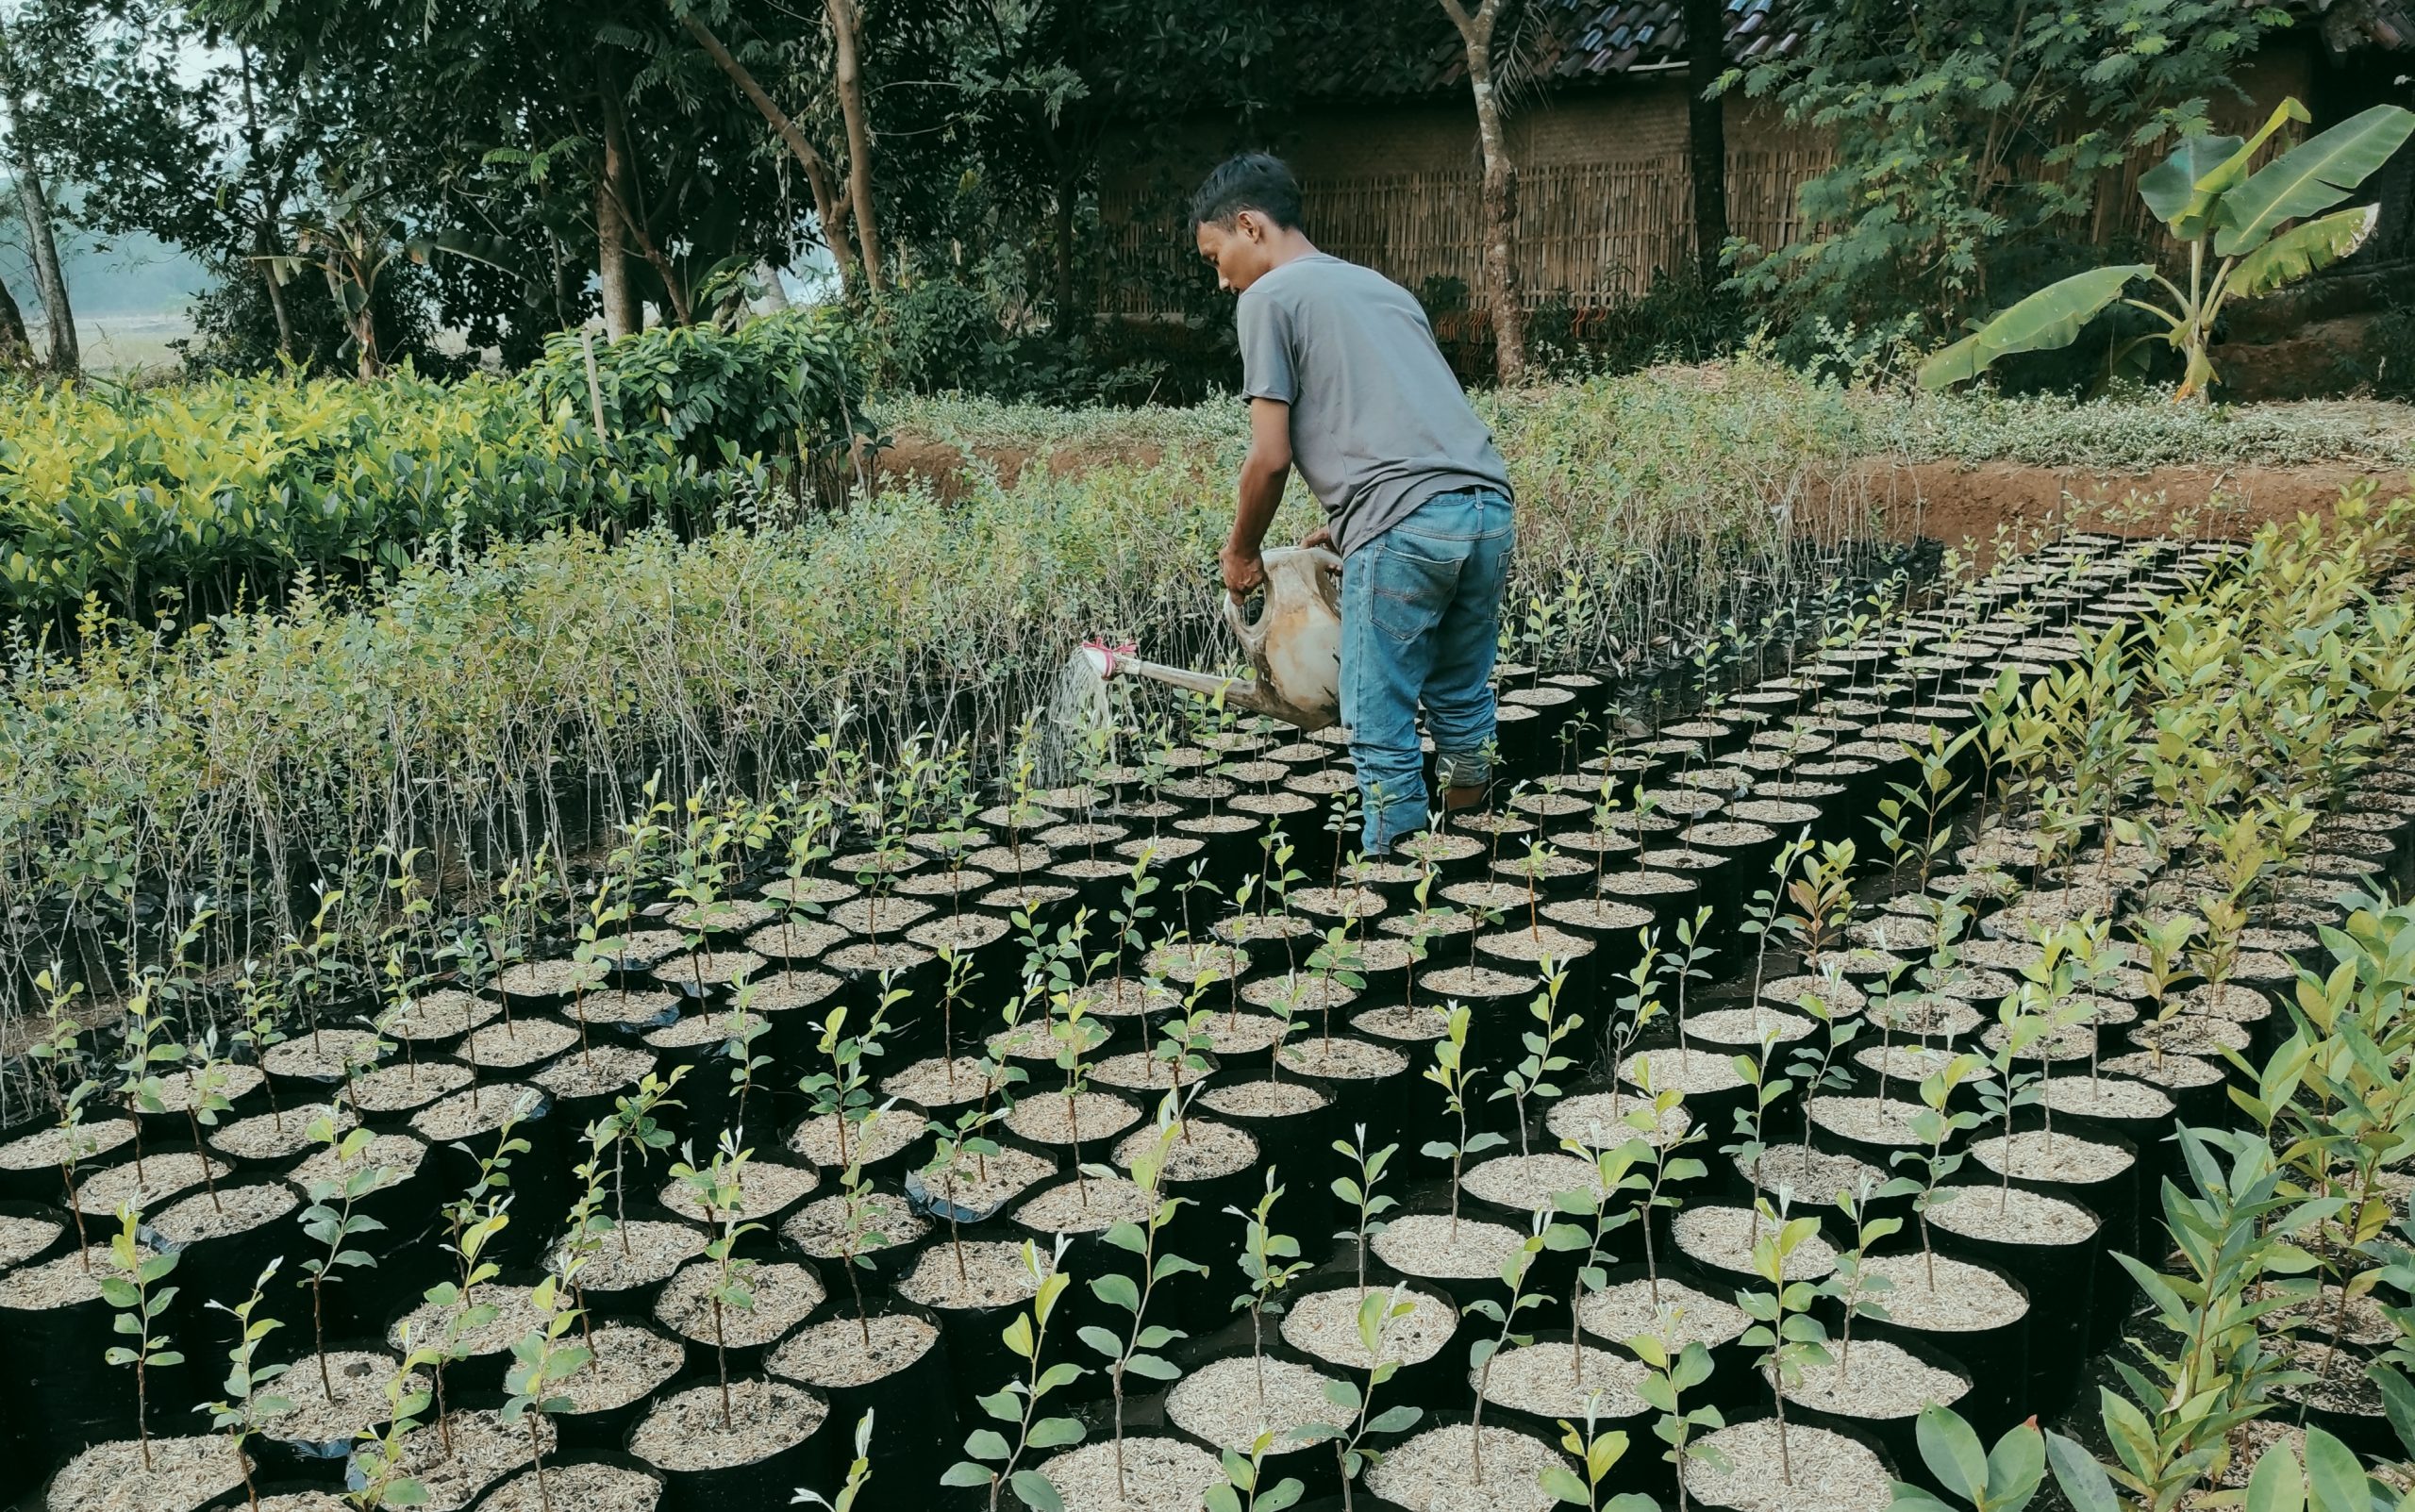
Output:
[0, 0, 80, 369]
[1727, 0, 2290, 350]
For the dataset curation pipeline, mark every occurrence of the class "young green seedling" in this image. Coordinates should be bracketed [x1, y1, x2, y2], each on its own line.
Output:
[1302, 1288, 1424, 1512]
[344, 1330, 440, 1511]
[1422, 1003, 1506, 1240]
[424, 1196, 509, 1454]
[799, 983, 896, 1170]
[1081, 1113, 1206, 1488]
[922, 1105, 1008, 1284]
[670, 1131, 764, 1429]
[1828, 1177, 1901, 1380]
[1541, 1392, 1659, 1511]
[1465, 1221, 1551, 1483]
[941, 1237, 1085, 1512]
[1543, 1137, 1645, 1387]
[198, 1258, 294, 1512]
[1737, 1196, 1832, 1484]
[1631, 1327, 1725, 1512]
[1208, 1429, 1307, 1512]
[795, 1409, 878, 1512]
[1885, 1054, 1986, 1290]
[297, 1118, 394, 1398]
[500, 1273, 592, 1512]
[101, 1204, 183, 1470]
[1722, 1028, 1790, 1248]
[1785, 978, 1860, 1161]
[603, 1068, 687, 1249]
[1227, 1170, 1312, 1406]
[1331, 1123, 1400, 1297]
[1495, 961, 1580, 1157]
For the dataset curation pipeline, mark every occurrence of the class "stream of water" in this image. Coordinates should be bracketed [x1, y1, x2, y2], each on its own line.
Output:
[1036, 647, 1122, 788]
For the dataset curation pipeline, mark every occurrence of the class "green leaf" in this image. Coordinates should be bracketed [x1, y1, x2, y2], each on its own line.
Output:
[2138, 133, 2244, 224]
[1076, 1325, 1125, 1360]
[941, 1461, 996, 1488]
[2044, 1431, 2119, 1512]
[1917, 267, 2153, 390]
[1917, 1404, 1988, 1502]
[1009, 1468, 1065, 1512]
[1091, 1272, 1141, 1315]
[2171, 99, 2310, 239]
[1124, 1353, 1182, 1381]
[1541, 1465, 1593, 1504]
[2243, 1437, 2305, 1512]
[1984, 1421, 2045, 1511]
[2300, 1427, 2363, 1512]
[2227, 206, 2383, 300]
[1887, 1487, 1958, 1512]
[2373, 1364, 2415, 1460]
[2215, 105, 2415, 257]
[1367, 1404, 1423, 1434]
[977, 1389, 1023, 1423]
[1026, 1417, 1087, 1450]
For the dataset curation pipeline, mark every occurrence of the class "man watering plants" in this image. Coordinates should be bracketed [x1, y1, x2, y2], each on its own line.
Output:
[1191, 151, 1517, 856]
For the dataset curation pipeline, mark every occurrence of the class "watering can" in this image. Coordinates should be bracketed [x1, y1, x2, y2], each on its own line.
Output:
[1081, 545, 1344, 731]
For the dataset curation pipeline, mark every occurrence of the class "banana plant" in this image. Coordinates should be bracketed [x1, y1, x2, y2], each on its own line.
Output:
[1920, 98, 2415, 398]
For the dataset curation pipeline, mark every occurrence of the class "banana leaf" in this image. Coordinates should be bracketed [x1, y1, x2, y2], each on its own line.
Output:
[1915, 264, 2153, 390]
[2214, 104, 2415, 257]
[2227, 204, 2382, 300]
[2138, 134, 2241, 226]
[2166, 100, 2309, 241]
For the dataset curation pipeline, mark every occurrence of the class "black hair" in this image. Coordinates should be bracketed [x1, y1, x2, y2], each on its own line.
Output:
[1188, 153, 1304, 231]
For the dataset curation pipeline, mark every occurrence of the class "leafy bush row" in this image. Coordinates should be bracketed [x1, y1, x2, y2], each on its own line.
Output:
[884, 354, 2415, 474]
[0, 312, 869, 624]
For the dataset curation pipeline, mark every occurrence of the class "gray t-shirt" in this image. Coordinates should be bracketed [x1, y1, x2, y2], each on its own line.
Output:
[1237, 253, 1513, 557]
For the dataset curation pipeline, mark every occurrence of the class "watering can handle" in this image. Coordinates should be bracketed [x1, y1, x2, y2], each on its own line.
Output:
[1221, 547, 1342, 648]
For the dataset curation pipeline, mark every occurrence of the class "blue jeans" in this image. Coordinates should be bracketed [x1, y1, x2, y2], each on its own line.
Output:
[1341, 488, 1515, 853]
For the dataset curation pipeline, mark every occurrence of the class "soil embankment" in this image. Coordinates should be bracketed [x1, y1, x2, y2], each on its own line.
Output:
[1850, 458, 2413, 555]
[871, 431, 2413, 558]
[867, 432, 1177, 501]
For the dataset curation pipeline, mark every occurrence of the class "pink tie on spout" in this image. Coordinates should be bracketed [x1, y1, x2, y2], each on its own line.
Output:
[1078, 638, 1139, 679]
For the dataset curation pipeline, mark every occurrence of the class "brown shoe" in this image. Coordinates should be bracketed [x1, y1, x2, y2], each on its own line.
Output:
[1443, 782, 1490, 813]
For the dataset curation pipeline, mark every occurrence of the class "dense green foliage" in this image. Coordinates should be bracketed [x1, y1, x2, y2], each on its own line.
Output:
[1728, 0, 2292, 360]
[0, 312, 867, 622]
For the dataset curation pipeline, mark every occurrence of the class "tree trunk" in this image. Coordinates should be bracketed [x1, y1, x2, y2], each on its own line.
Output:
[674, 8, 861, 293]
[239, 47, 297, 359]
[0, 270, 30, 368]
[0, 24, 75, 373]
[753, 261, 791, 313]
[1440, 0, 1524, 386]
[823, 0, 883, 291]
[1682, 0, 1729, 288]
[258, 252, 296, 358]
[594, 52, 641, 340]
[1052, 168, 1079, 338]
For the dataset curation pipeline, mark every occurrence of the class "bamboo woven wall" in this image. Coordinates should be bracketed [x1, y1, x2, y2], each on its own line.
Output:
[1098, 144, 1835, 316]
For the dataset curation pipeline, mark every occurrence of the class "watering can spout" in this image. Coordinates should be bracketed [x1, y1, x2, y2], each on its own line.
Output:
[1078, 546, 1344, 732]
[1087, 645, 1290, 722]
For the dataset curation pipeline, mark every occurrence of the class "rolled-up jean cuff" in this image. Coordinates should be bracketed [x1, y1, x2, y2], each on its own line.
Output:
[1434, 752, 1491, 789]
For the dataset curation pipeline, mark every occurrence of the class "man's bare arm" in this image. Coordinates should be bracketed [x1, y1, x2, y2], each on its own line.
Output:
[1221, 397, 1291, 598]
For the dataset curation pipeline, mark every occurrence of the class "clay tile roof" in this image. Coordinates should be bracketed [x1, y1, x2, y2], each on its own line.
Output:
[1319, 0, 1808, 100]
[1519, 0, 1805, 80]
